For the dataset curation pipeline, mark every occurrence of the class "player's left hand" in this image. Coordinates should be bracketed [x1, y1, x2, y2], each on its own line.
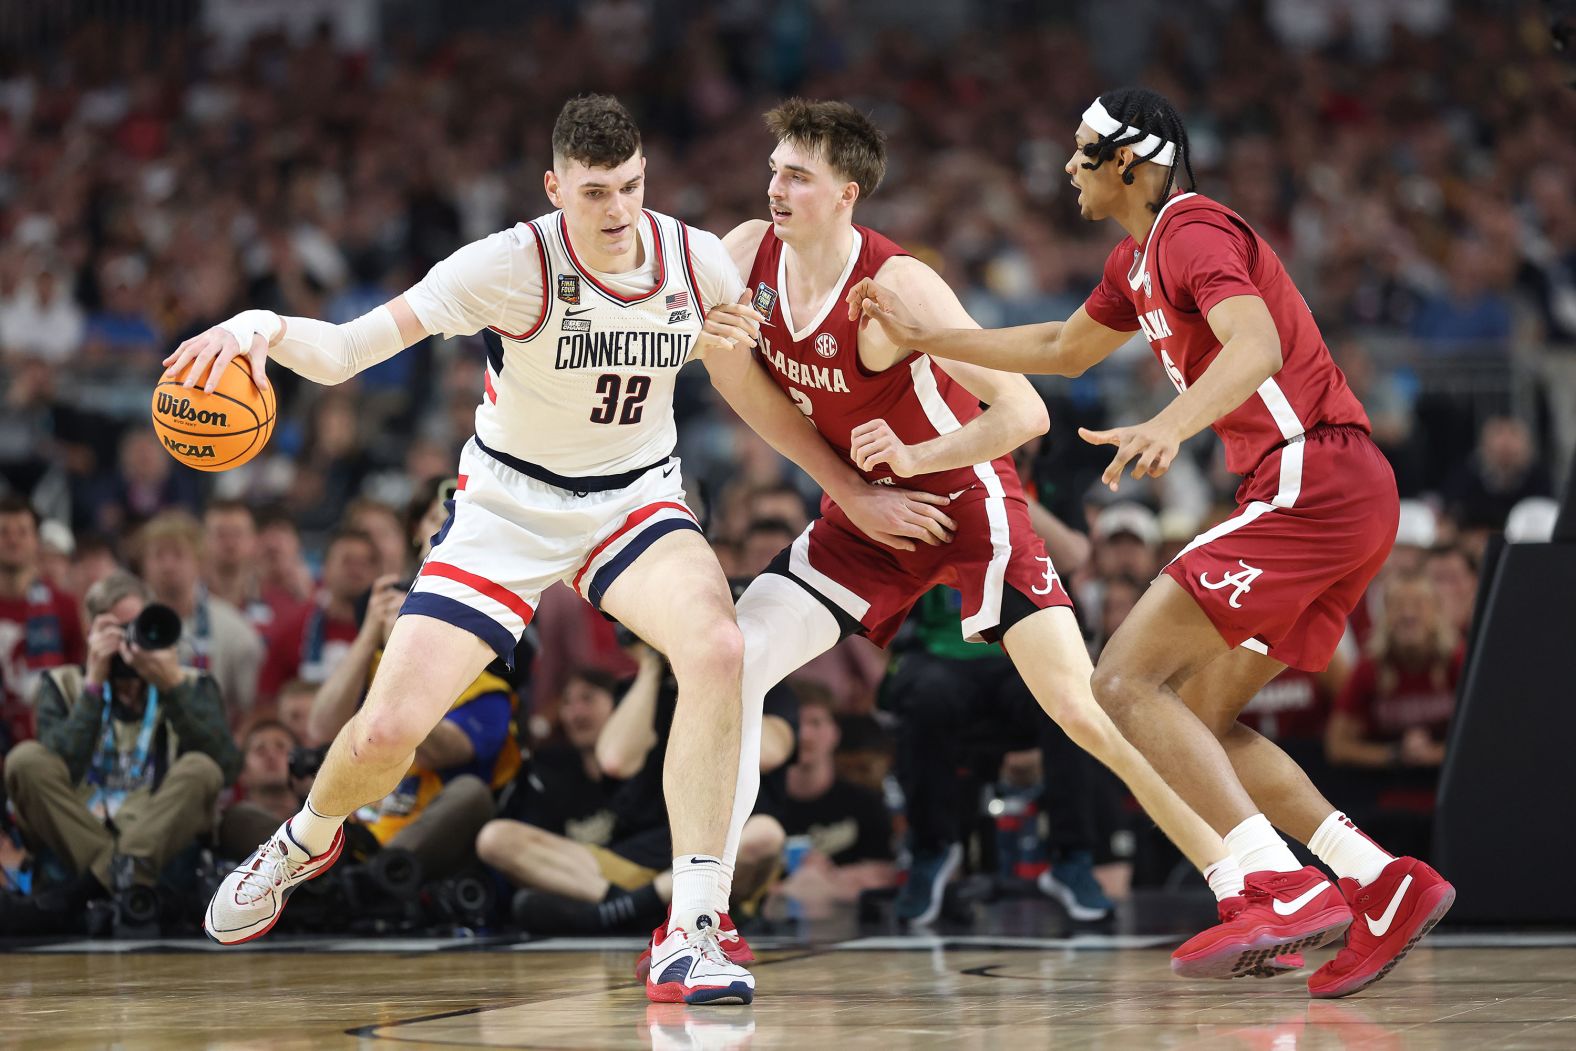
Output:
[1078, 419, 1181, 491]
[850, 418, 922, 477]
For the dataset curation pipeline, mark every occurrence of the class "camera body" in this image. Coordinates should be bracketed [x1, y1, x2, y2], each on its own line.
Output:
[108, 603, 183, 682]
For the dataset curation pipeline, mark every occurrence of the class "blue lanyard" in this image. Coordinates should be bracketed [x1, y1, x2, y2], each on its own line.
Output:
[85, 683, 160, 820]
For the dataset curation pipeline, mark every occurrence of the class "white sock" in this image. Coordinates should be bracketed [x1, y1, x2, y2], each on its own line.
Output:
[1204, 855, 1245, 901]
[1224, 814, 1302, 876]
[1308, 811, 1394, 886]
[670, 855, 727, 936]
[287, 798, 345, 856]
[717, 576, 842, 914]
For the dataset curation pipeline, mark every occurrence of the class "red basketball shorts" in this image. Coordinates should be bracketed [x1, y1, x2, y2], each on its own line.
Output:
[1164, 424, 1398, 672]
[775, 468, 1074, 647]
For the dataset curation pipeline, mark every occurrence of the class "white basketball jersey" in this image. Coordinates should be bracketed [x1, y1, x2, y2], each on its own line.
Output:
[481, 209, 711, 477]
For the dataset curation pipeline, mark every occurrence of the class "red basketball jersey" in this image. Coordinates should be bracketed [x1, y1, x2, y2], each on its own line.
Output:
[1083, 192, 1370, 476]
[746, 225, 1016, 501]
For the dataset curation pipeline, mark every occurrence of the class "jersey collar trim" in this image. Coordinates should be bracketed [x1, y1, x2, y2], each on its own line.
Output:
[778, 227, 863, 343]
[558, 210, 667, 306]
[1127, 191, 1197, 292]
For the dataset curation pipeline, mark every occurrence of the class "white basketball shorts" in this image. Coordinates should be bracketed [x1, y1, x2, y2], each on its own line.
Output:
[400, 436, 700, 665]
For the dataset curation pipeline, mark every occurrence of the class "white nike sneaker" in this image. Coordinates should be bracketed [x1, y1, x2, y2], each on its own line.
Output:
[203, 821, 344, 945]
[645, 918, 756, 1005]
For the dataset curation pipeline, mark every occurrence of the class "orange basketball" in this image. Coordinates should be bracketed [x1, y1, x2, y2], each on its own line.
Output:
[150, 358, 277, 472]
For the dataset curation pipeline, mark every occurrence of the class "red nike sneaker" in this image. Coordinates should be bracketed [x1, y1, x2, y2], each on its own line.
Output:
[635, 910, 755, 980]
[1307, 857, 1454, 999]
[1172, 866, 1352, 980]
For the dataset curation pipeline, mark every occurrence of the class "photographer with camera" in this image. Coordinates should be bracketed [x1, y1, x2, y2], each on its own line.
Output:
[1, 571, 240, 933]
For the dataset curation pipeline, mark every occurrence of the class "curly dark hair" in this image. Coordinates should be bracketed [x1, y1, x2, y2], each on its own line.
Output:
[1078, 87, 1197, 214]
[764, 98, 887, 200]
[552, 94, 642, 170]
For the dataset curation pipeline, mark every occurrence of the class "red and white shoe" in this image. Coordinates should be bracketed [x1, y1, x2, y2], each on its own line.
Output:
[645, 918, 755, 1006]
[636, 911, 754, 979]
[203, 822, 344, 945]
[1308, 857, 1454, 999]
[1172, 866, 1352, 980]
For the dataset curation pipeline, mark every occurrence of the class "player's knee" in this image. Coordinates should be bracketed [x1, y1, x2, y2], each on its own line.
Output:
[1088, 664, 1142, 724]
[475, 819, 529, 868]
[351, 707, 426, 766]
[670, 618, 745, 685]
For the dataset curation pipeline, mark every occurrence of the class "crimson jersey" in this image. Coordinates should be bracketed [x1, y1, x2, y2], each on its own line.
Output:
[746, 225, 1017, 502]
[1083, 192, 1369, 476]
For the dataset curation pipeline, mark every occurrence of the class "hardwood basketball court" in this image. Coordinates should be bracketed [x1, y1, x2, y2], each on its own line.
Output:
[5, 931, 1574, 1049]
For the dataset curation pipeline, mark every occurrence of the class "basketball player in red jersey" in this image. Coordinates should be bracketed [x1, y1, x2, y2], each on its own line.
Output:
[695, 101, 1249, 967]
[849, 88, 1453, 998]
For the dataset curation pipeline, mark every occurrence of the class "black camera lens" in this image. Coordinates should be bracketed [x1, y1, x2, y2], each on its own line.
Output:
[130, 603, 182, 650]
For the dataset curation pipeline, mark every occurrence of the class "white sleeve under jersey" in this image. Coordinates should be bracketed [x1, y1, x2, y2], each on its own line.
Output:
[686, 227, 747, 311]
[403, 225, 545, 339]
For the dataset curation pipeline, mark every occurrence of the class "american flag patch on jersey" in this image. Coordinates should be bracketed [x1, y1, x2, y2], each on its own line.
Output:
[665, 290, 690, 311]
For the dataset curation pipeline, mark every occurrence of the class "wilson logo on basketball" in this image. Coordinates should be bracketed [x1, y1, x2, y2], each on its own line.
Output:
[156, 393, 230, 428]
[814, 332, 839, 359]
[162, 435, 216, 459]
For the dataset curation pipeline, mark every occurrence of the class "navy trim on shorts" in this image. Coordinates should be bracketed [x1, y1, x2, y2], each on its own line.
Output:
[474, 437, 671, 493]
[586, 517, 703, 609]
[760, 543, 865, 640]
[427, 499, 457, 553]
[400, 591, 518, 668]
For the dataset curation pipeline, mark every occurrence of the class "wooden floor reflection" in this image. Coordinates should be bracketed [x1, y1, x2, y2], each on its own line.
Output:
[2, 941, 1574, 1049]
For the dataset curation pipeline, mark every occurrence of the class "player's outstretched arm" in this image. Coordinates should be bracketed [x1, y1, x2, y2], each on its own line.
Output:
[847, 278, 1129, 379]
[699, 308, 955, 551]
[1079, 294, 1282, 491]
[848, 258, 1048, 477]
[161, 297, 425, 393]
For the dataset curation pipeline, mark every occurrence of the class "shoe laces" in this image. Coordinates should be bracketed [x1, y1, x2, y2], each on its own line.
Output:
[235, 835, 294, 905]
[689, 924, 732, 968]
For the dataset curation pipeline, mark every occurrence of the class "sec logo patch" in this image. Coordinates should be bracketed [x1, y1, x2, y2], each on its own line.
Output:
[814, 332, 839, 358]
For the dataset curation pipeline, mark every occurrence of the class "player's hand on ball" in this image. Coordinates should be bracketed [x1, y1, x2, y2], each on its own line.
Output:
[846, 278, 925, 348]
[161, 310, 282, 394]
[841, 482, 955, 551]
[1079, 419, 1181, 491]
[850, 418, 922, 478]
[692, 302, 763, 359]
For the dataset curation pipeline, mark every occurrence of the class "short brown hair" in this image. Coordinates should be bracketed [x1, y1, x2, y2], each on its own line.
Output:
[132, 510, 204, 563]
[764, 99, 887, 200]
[552, 95, 641, 170]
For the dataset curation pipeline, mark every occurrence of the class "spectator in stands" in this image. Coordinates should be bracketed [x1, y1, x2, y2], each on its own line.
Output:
[36, 521, 75, 592]
[256, 528, 379, 703]
[93, 430, 203, 537]
[345, 499, 411, 580]
[217, 720, 303, 860]
[0, 496, 85, 753]
[777, 684, 896, 912]
[740, 518, 798, 582]
[886, 586, 1115, 926]
[275, 678, 322, 748]
[133, 511, 264, 725]
[1425, 545, 1479, 645]
[1445, 417, 1552, 551]
[1327, 572, 1461, 773]
[66, 534, 121, 603]
[254, 509, 316, 611]
[202, 500, 291, 639]
[0, 571, 239, 933]
[480, 641, 793, 934]
[499, 667, 621, 846]
[1409, 240, 1515, 352]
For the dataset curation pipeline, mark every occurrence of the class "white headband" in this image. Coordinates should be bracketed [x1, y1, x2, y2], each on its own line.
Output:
[1081, 99, 1177, 167]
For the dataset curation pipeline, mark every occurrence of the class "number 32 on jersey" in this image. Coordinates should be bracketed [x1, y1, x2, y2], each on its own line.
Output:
[590, 373, 651, 425]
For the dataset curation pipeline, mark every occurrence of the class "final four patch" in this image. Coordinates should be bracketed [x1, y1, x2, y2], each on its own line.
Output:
[557, 273, 581, 305]
[753, 283, 778, 321]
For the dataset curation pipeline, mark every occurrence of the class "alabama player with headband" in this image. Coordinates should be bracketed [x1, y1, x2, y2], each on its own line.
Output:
[850, 87, 1454, 998]
[167, 95, 952, 1005]
[685, 100, 1255, 971]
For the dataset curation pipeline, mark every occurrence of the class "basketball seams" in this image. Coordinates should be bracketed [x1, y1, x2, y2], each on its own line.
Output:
[151, 367, 275, 471]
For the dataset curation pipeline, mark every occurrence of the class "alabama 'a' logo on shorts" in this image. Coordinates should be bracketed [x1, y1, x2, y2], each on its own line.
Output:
[1199, 560, 1262, 609]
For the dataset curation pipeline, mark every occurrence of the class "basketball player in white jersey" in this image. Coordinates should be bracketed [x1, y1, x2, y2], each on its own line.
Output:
[166, 96, 952, 1005]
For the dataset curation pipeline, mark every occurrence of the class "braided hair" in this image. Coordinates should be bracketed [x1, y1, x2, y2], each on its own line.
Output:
[1079, 87, 1198, 214]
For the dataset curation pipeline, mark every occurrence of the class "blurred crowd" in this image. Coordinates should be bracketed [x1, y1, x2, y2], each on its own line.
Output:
[0, 0, 1572, 936]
